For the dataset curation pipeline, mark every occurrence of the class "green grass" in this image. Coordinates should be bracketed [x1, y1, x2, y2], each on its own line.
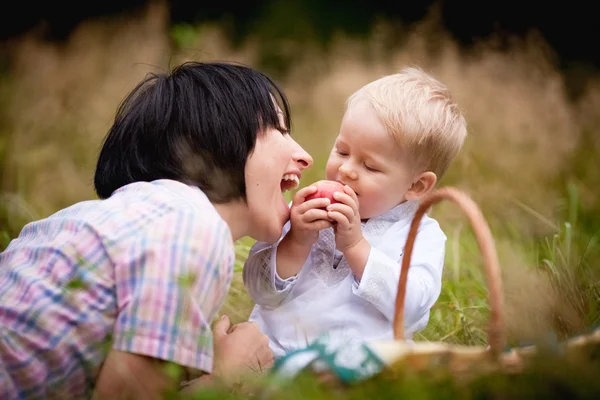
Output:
[175, 341, 600, 400]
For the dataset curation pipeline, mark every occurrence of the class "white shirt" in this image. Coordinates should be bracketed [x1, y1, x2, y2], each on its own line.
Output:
[243, 200, 446, 359]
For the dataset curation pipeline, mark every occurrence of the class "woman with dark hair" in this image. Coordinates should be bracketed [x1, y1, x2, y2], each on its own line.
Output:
[0, 61, 313, 399]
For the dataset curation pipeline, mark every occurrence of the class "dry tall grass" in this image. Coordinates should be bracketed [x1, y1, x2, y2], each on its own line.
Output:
[1, 1, 598, 344]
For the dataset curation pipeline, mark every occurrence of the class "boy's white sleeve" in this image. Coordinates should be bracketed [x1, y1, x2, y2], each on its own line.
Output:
[352, 221, 446, 336]
[242, 220, 298, 308]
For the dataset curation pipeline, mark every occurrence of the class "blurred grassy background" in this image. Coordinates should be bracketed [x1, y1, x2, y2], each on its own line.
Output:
[0, 1, 598, 351]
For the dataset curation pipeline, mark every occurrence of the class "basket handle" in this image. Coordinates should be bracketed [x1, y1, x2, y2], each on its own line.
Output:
[392, 187, 506, 356]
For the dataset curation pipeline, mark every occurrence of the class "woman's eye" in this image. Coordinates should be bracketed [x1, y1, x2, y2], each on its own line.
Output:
[336, 149, 348, 156]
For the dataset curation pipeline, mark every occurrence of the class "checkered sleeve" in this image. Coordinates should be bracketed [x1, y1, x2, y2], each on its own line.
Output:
[111, 208, 234, 373]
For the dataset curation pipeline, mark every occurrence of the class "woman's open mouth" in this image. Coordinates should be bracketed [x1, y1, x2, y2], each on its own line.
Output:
[280, 173, 300, 192]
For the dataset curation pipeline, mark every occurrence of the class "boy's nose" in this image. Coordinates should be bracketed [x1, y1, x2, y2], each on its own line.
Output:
[339, 163, 358, 180]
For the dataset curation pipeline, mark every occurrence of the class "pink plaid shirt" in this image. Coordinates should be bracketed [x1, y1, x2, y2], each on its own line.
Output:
[0, 179, 235, 399]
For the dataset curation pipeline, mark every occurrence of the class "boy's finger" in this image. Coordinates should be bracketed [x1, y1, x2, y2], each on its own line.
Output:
[332, 191, 358, 214]
[326, 203, 354, 221]
[346, 186, 360, 209]
[308, 220, 333, 231]
[303, 208, 332, 223]
[326, 211, 349, 228]
[343, 185, 359, 202]
[296, 197, 331, 213]
[292, 185, 318, 205]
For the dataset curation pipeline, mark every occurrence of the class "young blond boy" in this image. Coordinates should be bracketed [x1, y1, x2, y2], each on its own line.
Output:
[243, 67, 467, 358]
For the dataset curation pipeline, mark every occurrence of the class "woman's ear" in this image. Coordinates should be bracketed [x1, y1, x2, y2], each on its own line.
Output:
[405, 171, 437, 201]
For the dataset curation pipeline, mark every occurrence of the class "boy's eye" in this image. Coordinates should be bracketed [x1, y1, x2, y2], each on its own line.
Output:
[365, 164, 379, 172]
[336, 149, 348, 156]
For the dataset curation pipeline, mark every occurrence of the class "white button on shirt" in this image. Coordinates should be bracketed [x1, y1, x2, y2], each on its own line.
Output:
[243, 200, 446, 359]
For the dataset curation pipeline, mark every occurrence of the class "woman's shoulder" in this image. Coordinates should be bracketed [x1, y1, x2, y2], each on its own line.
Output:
[104, 179, 229, 236]
[11, 179, 227, 248]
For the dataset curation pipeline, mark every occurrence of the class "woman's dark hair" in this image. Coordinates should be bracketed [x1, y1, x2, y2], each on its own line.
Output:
[93, 61, 291, 202]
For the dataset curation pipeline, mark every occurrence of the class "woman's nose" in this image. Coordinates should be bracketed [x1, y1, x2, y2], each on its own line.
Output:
[292, 141, 313, 170]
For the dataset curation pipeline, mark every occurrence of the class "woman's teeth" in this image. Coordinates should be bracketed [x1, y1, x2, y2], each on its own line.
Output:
[281, 174, 300, 191]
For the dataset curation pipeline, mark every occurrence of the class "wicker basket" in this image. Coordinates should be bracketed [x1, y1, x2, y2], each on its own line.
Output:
[365, 187, 599, 376]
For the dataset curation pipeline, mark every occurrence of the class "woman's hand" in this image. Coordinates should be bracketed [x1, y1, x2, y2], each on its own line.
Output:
[211, 315, 274, 385]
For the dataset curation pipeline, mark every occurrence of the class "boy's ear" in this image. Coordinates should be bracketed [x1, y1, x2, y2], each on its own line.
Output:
[405, 171, 437, 201]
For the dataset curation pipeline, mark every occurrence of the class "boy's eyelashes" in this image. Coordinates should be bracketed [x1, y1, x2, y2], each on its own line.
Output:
[364, 164, 380, 172]
[335, 149, 381, 172]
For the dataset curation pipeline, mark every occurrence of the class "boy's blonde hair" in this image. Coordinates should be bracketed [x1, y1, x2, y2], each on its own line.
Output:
[346, 66, 467, 180]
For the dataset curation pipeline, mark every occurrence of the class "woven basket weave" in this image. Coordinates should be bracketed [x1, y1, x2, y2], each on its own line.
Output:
[365, 186, 599, 375]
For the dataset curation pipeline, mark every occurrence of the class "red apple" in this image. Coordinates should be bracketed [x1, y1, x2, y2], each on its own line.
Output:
[304, 180, 345, 206]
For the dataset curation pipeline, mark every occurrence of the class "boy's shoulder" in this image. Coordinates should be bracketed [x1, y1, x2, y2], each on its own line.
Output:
[385, 210, 447, 245]
[417, 212, 445, 234]
[417, 213, 447, 243]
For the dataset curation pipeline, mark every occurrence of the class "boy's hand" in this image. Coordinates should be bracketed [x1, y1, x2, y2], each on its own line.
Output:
[326, 185, 365, 253]
[288, 185, 334, 247]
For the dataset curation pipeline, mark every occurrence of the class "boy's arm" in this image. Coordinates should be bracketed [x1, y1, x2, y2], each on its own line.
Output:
[352, 221, 446, 335]
[342, 237, 371, 280]
[243, 221, 302, 307]
[243, 190, 332, 307]
[274, 233, 314, 279]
